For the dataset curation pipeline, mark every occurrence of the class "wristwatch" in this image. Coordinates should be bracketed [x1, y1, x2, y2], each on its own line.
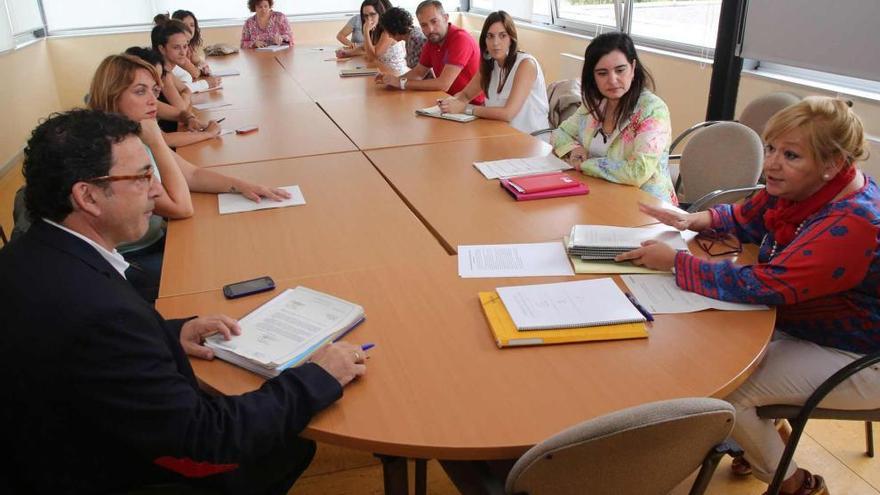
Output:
[399, 77, 407, 90]
[464, 104, 475, 116]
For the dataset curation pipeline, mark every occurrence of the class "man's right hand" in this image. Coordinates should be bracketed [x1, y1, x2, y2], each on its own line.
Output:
[310, 342, 367, 387]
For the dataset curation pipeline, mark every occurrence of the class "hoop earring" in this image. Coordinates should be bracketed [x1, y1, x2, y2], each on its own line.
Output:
[482, 50, 492, 61]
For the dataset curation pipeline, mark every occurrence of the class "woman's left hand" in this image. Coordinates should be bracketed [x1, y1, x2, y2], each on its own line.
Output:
[614, 240, 678, 271]
[236, 182, 293, 203]
[438, 97, 466, 114]
[273, 33, 283, 45]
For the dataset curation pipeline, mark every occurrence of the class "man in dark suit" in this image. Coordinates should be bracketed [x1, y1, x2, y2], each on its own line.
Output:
[0, 109, 367, 494]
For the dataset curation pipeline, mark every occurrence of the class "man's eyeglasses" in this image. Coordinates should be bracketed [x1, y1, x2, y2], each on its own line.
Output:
[695, 229, 742, 257]
[84, 169, 154, 187]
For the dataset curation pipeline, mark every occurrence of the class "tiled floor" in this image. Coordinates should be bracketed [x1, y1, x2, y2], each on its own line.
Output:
[293, 420, 879, 494]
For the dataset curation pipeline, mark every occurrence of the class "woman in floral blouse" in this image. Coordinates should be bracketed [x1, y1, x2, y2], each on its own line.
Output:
[241, 0, 293, 49]
[551, 32, 675, 204]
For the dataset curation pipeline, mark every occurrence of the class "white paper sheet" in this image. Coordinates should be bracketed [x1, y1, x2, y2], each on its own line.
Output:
[206, 286, 364, 367]
[496, 278, 645, 330]
[192, 84, 222, 94]
[193, 101, 232, 111]
[218, 185, 306, 215]
[211, 68, 241, 77]
[218, 128, 235, 137]
[473, 155, 573, 179]
[457, 242, 575, 278]
[255, 44, 289, 52]
[620, 274, 769, 314]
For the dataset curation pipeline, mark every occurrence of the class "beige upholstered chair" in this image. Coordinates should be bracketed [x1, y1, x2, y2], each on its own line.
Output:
[677, 122, 764, 208]
[669, 92, 801, 192]
[505, 398, 736, 495]
[738, 92, 801, 137]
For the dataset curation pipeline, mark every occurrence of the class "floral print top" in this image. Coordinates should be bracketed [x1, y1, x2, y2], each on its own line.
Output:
[241, 11, 293, 49]
[551, 90, 676, 203]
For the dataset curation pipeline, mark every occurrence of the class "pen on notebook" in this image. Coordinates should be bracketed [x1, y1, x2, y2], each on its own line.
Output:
[361, 343, 375, 351]
[625, 292, 654, 322]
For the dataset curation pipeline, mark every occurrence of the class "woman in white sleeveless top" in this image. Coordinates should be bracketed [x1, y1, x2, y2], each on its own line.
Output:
[438, 11, 549, 134]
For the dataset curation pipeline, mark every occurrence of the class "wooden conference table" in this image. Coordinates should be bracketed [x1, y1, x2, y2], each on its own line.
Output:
[156, 47, 775, 493]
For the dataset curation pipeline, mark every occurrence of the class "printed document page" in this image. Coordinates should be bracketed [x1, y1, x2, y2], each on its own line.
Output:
[620, 274, 769, 314]
[496, 278, 644, 330]
[458, 242, 575, 278]
[569, 224, 689, 251]
[474, 155, 573, 179]
[218, 185, 306, 214]
[206, 287, 363, 366]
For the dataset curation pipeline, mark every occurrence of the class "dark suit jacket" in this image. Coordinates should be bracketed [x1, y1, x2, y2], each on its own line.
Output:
[0, 220, 342, 494]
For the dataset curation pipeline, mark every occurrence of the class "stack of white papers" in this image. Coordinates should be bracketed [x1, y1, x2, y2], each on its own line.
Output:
[567, 224, 689, 260]
[496, 278, 646, 331]
[212, 68, 241, 77]
[415, 106, 476, 122]
[206, 287, 365, 378]
[339, 67, 379, 77]
[620, 274, 769, 314]
[217, 185, 306, 215]
[457, 242, 574, 278]
[474, 155, 573, 180]
[255, 44, 290, 52]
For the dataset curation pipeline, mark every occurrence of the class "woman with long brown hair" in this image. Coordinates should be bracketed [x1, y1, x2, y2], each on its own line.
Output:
[551, 32, 675, 203]
[437, 11, 548, 133]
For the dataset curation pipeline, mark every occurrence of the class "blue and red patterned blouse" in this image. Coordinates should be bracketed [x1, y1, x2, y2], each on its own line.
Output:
[675, 173, 880, 354]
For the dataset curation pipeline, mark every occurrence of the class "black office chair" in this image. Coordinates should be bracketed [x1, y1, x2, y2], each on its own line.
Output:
[759, 349, 880, 495]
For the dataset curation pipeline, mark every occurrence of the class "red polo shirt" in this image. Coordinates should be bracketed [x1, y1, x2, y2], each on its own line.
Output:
[418, 23, 485, 104]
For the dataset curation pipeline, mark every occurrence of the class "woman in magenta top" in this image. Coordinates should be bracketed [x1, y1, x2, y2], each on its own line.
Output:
[241, 0, 293, 49]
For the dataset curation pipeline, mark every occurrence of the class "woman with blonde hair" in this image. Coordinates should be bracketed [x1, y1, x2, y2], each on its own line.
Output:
[617, 96, 880, 495]
[83, 54, 288, 299]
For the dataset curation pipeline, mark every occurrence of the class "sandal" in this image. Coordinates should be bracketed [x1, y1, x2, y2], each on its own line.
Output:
[731, 455, 752, 476]
[763, 469, 828, 495]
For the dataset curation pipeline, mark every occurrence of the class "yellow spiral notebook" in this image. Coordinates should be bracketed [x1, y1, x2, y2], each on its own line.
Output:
[479, 292, 648, 348]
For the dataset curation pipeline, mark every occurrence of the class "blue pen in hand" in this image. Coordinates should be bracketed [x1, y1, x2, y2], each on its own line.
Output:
[625, 292, 654, 322]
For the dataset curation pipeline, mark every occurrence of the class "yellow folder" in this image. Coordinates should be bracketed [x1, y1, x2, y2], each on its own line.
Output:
[479, 292, 648, 348]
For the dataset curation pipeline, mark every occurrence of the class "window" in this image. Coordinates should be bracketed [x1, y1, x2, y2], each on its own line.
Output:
[7, 0, 43, 35]
[555, 0, 620, 32]
[0, 6, 11, 52]
[41, 0, 460, 34]
[469, 0, 548, 24]
[629, 0, 720, 52]
[477, 0, 722, 57]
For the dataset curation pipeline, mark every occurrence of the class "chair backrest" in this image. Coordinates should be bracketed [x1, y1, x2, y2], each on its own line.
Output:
[687, 185, 765, 213]
[505, 398, 735, 495]
[679, 122, 764, 203]
[738, 92, 801, 137]
[546, 78, 582, 128]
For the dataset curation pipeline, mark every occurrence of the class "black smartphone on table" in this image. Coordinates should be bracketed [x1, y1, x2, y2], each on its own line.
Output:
[222, 276, 275, 299]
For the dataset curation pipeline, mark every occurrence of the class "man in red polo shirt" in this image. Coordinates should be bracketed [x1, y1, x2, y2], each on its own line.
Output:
[378, 0, 485, 104]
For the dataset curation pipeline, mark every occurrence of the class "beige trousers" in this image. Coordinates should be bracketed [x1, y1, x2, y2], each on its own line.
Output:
[725, 332, 880, 483]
